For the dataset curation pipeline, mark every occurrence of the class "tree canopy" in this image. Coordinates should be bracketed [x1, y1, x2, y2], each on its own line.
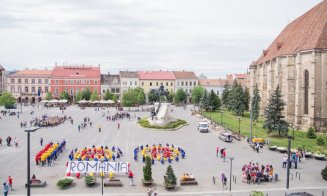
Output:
[174, 88, 187, 104]
[45, 92, 52, 101]
[0, 92, 16, 108]
[208, 90, 221, 111]
[90, 91, 99, 101]
[148, 89, 159, 103]
[103, 89, 114, 101]
[263, 85, 289, 136]
[60, 91, 70, 100]
[122, 87, 146, 107]
[191, 86, 204, 105]
[251, 84, 261, 121]
[82, 88, 92, 100]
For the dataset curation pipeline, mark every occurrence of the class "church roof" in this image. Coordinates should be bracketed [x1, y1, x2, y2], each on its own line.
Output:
[256, 0, 327, 65]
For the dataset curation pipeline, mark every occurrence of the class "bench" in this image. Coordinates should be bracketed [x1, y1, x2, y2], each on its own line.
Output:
[104, 179, 122, 187]
[180, 179, 197, 185]
[25, 180, 47, 188]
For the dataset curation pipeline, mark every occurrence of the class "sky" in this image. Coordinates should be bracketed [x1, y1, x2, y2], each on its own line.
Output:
[0, 0, 323, 78]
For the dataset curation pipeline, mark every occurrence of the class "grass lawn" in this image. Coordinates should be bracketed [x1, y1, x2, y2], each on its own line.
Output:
[203, 110, 327, 155]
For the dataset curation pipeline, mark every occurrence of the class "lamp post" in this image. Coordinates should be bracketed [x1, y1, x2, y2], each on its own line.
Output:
[238, 116, 241, 135]
[289, 123, 297, 140]
[250, 102, 253, 142]
[25, 127, 40, 196]
[100, 158, 104, 195]
[286, 137, 291, 189]
[220, 110, 224, 126]
[210, 106, 213, 124]
[229, 157, 234, 192]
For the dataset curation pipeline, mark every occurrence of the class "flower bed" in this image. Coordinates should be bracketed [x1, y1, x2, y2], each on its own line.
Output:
[138, 118, 187, 129]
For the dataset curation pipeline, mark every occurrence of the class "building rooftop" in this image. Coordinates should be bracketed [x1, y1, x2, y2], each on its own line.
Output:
[51, 66, 100, 78]
[234, 74, 247, 79]
[256, 0, 327, 65]
[119, 71, 139, 78]
[138, 70, 175, 80]
[10, 70, 52, 77]
[172, 71, 197, 79]
[0, 65, 5, 71]
[101, 74, 120, 85]
[199, 79, 226, 86]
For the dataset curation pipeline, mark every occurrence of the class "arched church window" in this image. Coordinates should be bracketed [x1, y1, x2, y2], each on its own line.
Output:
[304, 70, 309, 114]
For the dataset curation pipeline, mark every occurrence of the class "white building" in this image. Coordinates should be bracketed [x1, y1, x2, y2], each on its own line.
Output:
[172, 71, 198, 103]
[119, 71, 139, 97]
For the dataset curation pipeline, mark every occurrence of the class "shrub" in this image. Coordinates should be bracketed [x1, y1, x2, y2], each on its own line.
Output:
[84, 175, 96, 186]
[138, 118, 187, 129]
[143, 156, 152, 182]
[317, 137, 325, 145]
[57, 178, 73, 189]
[251, 191, 264, 196]
[164, 165, 177, 187]
[307, 127, 317, 139]
[322, 164, 327, 181]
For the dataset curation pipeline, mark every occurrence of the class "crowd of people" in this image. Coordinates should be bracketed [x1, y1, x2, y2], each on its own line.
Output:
[35, 140, 66, 166]
[0, 136, 19, 147]
[241, 162, 274, 184]
[69, 145, 123, 162]
[106, 112, 131, 121]
[134, 143, 186, 164]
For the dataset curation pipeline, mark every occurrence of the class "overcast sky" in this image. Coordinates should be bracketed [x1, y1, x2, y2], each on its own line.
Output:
[0, 0, 322, 78]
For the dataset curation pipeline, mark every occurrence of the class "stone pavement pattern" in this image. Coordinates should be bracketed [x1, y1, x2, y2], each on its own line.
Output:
[0, 105, 326, 195]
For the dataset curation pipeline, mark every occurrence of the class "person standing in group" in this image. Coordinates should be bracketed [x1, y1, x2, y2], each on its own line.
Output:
[221, 172, 227, 189]
[0, 137, 2, 146]
[14, 138, 18, 147]
[282, 154, 287, 168]
[78, 125, 81, 132]
[153, 188, 158, 196]
[3, 183, 9, 196]
[256, 142, 260, 153]
[40, 137, 43, 146]
[8, 176, 13, 190]
[128, 170, 134, 186]
[118, 123, 120, 130]
[216, 147, 219, 157]
[222, 149, 226, 162]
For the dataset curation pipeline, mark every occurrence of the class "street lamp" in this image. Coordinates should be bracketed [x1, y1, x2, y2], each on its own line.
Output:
[229, 157, 234, 192]
[209, 106, 213, 124]
[289, 124, 298, 140]
[100, 158, 104, 195]
[238, 116, 241, 135]
[286, 136, 292, 189]
[220, 110, 224, 126]
[25, 127, 40, 196]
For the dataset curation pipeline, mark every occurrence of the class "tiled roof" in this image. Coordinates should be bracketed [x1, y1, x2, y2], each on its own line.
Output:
[138, 70, 175, 80]
[101, 74, 120, 85]
[172, 71, 197, 79]
[199, 79, 226, 86]
[51, 66, 100, 78]
[10, 70, 52, 77]
[234, 74, 247, 79]
[256, 0, 327, 64]
[119, 71, 139, 78]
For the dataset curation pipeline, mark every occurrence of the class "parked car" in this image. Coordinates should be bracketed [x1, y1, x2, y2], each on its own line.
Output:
[286, 192, 314, 196]
[198, 122, 209, 133]
[219, 132, 233, 142]
[5, 105, 17, 109]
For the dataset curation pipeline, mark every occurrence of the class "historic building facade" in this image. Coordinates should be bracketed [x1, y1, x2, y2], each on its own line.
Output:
[50, 66, 101, 98]
[172, 71, 198, 103]
[0, 65, 5, 94]
[101, 73, 121, 99]
[249, 0, 327, 131]
[6, 69, 52, 104]
[138, 70, 175, 95]
[119, 71, 139, 97]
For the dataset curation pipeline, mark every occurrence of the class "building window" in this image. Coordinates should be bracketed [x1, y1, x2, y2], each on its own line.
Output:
[45, 79, 48, 84]
[25, 87, 28, 92]
[171, 82, 173, 86]
[86, 80, 90, 84]
[18, 86, 21, 93]
[95, 80, 98, 84]
[55, 88, 59, 95]
[70, 80, 74, 84]
[135, 81, 137, 85]
[116, 88, 120, 93]
[76, 80, 80, 84]
[70, 88, 74, 94]
[25, 79, 28, 84]
[18, 79, 21, 83]
[156, 82, 158, 86]
[142, 82, 144, 86]
[32, 79, 35, 84]
[38, 79, 42, 84]
[31, 87, 35, 93]
[150, 82, 152, 86]
[10, 86, 14, 93]
[166, 82, 168, 86]
[190, 81, 192, 86]
[186, 81, 188, 86]
[65, 88, 68, 92]
[181, 81, 184, 86]
[194, 81, 196, 86]
[45, 87, 48, 92]
[11, 79, 15, 83]
[65, 80, 68, 84]
[55, 80, 58, 84]
[130, 81, 132, 85]
[304, 70, 309, 115]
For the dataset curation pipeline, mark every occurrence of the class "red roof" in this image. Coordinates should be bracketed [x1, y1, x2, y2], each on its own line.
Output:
[51, 66, 100, 79]
[199, 79, 226, 86]
[256, 0, 327, 64]
[234, 74, 247, 79]
[11, 70, 52, 77]
[138, 71, 175, 80]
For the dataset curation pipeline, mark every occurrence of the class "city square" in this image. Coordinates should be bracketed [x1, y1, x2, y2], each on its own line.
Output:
[0, 104, 326, 195]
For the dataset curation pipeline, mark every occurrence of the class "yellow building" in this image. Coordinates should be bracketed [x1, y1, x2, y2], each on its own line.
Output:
[138, 71, 175, 96]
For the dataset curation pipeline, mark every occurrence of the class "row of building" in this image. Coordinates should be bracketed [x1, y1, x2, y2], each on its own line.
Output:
[0, 65, 247, 104]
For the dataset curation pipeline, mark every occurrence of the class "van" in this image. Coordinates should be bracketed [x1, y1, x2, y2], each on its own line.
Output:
[198, 122, 209, 133]
[219, 132, 233, 142]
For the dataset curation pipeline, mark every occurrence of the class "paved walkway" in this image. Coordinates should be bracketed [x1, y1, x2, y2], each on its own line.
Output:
[0, 105, 326, 195]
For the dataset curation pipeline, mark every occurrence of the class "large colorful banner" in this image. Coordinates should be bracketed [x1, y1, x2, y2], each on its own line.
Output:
[66, 161, 129, 174]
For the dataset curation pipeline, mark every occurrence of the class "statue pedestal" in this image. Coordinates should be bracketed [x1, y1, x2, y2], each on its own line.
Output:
[148, 103, 175, 126]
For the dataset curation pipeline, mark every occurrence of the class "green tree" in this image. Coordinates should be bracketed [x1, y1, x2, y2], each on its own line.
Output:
[45, 92, 52, 101]
[263, 85, 289, 136]
[200, 89, 209, 111]
[191, 86, 204, 105]
[103, 89, 114, 101]
[137, 91, 146, 105]
[60, 91, 70, 100]
[307, 127, 317, 139]
[112, 94, 118, 102]
[0, 92, 16, 108]
[221, 82, 230, 107]
[251, 84, 261, 122]
[90, 91, 99, 101]
[229, 80, 245, 116]
[122, 88, 137, 107]
[174, 88, 187, 104]
[322, 164, 327, 181]
[167, 92, 175, 103]
[82, 88, 92, 100]
[208, 90, 220, 111]
[164, 165, 177, 187]
[243, 86, 250, 111]
[143, 156, 152, 182]
[75, 91, 83, 102]
[148, 89, 159, 103]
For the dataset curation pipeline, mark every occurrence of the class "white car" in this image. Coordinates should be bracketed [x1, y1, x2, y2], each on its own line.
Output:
[219, 132, 233, 142]
[198, 122, 209, 133]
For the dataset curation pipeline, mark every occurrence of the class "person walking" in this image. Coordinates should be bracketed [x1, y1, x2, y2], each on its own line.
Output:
[3, 183, 9, 196]
[78, 125, 80, 132]
[14, 138, 18, 147]
[282, 155, 287, 168]
[0, 137, 2, 146]
[118, 123, 120, 130]
[40, 137, 43, 146]
[222, 149, 226, 162]
[8, 176, 13, 190]
[221, 172, 227, 189]
[256, 142, 260, 153]
[216, 147, 219, 157]
[128, 170, 134, 186]
[153, 188, 158, 196]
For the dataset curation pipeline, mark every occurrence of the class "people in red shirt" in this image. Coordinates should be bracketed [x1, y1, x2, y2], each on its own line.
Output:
[7, 176, 13, 190]
[128, 171, 134, 186]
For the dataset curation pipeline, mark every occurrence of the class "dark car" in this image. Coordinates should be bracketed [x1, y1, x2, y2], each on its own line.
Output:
[5, 105, 17, 109]
[286, 192, 314, 196]
[9, 112, 16, 116]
